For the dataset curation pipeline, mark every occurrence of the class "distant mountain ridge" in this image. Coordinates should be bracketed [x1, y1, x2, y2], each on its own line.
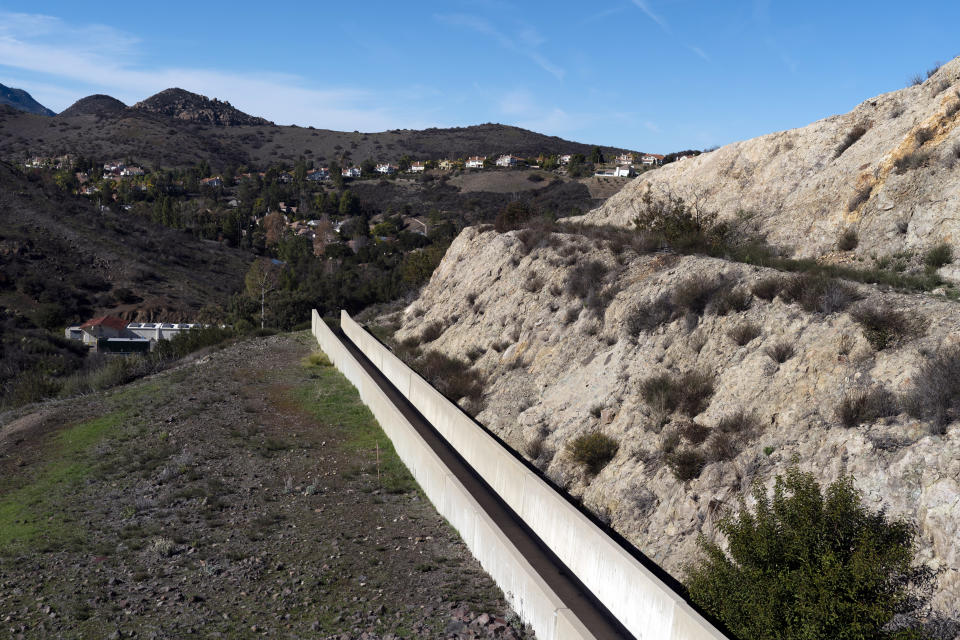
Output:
[132, 88, 272, 126]
[2, 86, 642, 168]
[0, 83, 54, 117]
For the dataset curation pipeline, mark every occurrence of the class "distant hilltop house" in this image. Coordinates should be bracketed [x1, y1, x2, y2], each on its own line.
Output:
[559, 154, 572, 165]
[306, 168, 330, 181]
[342, 166, 361, 178]
[640, 153, 665, 166]
[120, 166, 144, 177]
[376, 163, 397, 175]
[465, 156, 486, 169]
[615, 153, 634, 166]
[495, 155, 523, 168]
[438, 159, 457, 171]
[200, 176, 223, 188]
[65, 317, 203, 353]
[410, 161, 426, 173]
[595, 166, 634, 178]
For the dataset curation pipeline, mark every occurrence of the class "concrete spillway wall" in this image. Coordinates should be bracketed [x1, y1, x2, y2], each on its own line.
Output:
[317, 309, 729, 639]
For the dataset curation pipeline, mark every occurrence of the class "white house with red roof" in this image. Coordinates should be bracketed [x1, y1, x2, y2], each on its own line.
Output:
[465, 156, 486, 169]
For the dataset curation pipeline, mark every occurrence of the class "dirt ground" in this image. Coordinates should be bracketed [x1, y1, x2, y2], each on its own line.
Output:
[0, 332, 533, 639]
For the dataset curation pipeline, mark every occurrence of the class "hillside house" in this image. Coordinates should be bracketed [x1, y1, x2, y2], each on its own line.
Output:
[559, 154, 572, 165]
[278, 172, 293, 183]
[65, 316, 150, 353]
[615, 153, 634, 166]
[121, 166, 145, 177]
[200, 176, 223, 188]
[342, 166, 361, 178]
[465, 156, 486, 169]
[495, 155, 523, 168]
[376, 163, 397, 175]
[126, 322, 203, 343]
[410, 161, 426, 173]
[438, 159, 456, 171]
[614, 165, 634, 177]
[640, 154, 664, 166]
[306, 168, 329, 181]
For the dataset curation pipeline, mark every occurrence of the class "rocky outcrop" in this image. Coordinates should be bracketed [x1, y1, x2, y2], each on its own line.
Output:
[581, 58, 960, 263]
[133, 88, 272, 126]
[389, 226, 960, 618]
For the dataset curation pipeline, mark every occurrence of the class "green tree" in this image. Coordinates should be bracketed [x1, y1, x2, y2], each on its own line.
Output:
[590, 146, 604, 164]
[361, 158, 377, 176]
[686, 468, 933, 640]
[398, 154, 412, 172]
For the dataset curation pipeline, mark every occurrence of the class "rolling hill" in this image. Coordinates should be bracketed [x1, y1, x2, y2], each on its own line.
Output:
[0, 87, 642, 169]
[0, 83, 54, 117]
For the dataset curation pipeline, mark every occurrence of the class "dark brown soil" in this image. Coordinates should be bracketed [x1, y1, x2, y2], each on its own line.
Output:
[0, 333, 532, 639]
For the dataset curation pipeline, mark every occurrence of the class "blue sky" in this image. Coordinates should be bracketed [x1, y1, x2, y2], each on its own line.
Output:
[0, 1, 958, 152]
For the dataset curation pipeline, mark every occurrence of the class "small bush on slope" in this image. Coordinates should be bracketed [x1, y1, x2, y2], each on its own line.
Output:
[686, 469, 933, 640]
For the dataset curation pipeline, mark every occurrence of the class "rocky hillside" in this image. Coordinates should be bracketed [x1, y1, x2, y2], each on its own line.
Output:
[132, 88, 273, 126]
[384, 224, 960, 622]
[582, 57, 960, 268]
[0, 83, 54, 116]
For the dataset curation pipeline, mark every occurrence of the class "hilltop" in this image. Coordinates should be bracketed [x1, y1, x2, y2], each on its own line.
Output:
[582, 58, 960, 267]
[59, 94, 128, 118]
[132, 87, 273, 126]
[0, 87, 640, 169]
[0, 83, 54, 117]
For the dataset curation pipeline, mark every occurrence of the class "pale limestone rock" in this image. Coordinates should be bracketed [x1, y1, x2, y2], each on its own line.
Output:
[392, 226, 960, 617]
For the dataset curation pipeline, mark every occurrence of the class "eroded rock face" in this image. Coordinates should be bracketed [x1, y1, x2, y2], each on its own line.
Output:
[580, 58, 960, 262]
[133, 88, 272, 127]
[390, 227, 960, 617]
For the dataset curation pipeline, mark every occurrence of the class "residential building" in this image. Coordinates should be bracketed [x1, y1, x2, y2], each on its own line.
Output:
[126, 322, 203, 342]
[614, 165, 634, 177]
[438, 159, 456, 171]
[342, 166, 361, 178]
[376, 163, 397, 175]
[65, 316, 150, 353]
[410, 161, 426, 173]
[559, 154, 572, 165]
[495, 155, 523, 168]
[640, 154, 665, 166]
[306, 168, 329, 181]
[465, 156, 486, 169]
[615, 153, 634, 166]
[200, 176, 223, 188]
[120, 166, 145, 177]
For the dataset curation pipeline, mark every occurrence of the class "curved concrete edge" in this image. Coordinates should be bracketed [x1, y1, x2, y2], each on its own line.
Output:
[339, 311, 729, 640]
[310, 311, 597, 640]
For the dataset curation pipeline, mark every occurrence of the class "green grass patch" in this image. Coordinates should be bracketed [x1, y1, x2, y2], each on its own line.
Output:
[0, 410, 127, 553]
[291, 358, 415, 494]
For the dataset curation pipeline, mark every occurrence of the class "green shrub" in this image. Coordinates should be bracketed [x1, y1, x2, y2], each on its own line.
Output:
[567, 432, 619, 475]
[849, 302, 915, 350]
[686, 469, 933, 640]
[780, 273, 860, 314]
[494, 200, 536, 232]
[923, 243, 953, 269]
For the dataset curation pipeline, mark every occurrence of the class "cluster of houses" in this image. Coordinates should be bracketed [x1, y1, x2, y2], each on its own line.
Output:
[65, 316, 203, 354]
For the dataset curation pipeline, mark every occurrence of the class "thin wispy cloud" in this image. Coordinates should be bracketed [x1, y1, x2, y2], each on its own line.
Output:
[434, 13, 566, 80]
[689, 46, 711, 62]
[0, 11, 436, 131]
[630, 0, 671, 34]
